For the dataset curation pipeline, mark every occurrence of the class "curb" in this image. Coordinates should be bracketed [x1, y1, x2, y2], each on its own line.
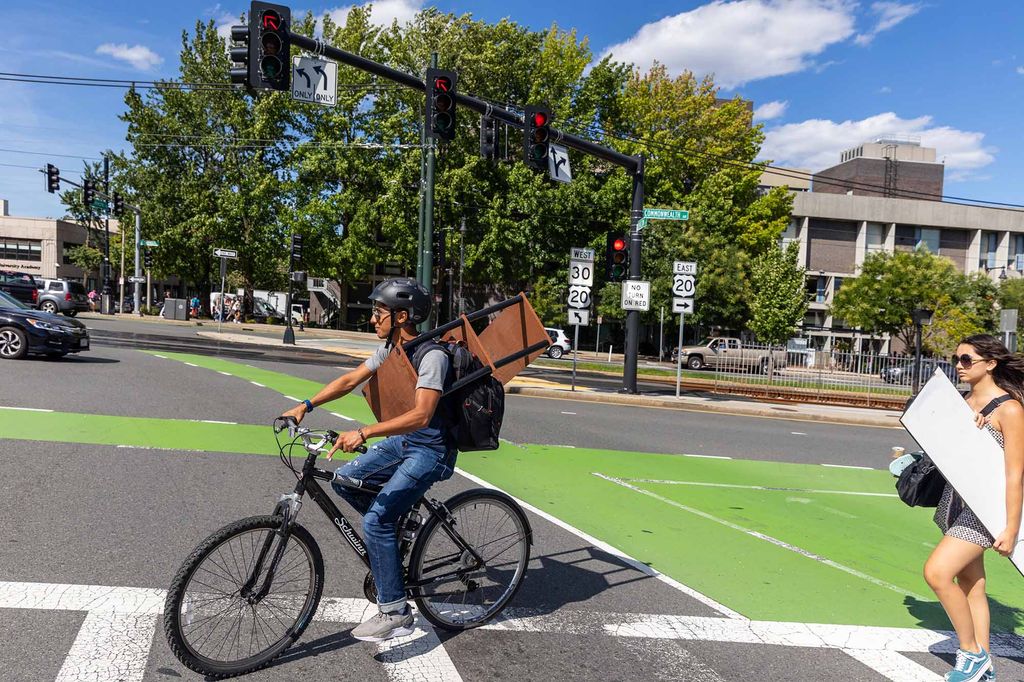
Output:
[505, 386, 904, 428]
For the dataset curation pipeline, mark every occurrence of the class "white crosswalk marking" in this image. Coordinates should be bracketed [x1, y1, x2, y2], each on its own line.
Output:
[4, 580, 1021, 681]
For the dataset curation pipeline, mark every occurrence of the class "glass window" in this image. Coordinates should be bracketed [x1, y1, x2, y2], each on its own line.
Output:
[866, 223, 885, 253]
[48, 282, 62, 291]
[984, 232, 999, 269]
[0, 238, 42, 262]
[918, 228, 940, 253]
[1013, 234, 1024, 271]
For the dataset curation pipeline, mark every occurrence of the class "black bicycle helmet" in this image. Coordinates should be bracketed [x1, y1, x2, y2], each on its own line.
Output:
[368, 277, 431, 325]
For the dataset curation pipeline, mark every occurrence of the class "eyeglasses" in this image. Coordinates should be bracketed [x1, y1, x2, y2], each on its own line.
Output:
[370, 307, 390, 321]
[951, 354, 988, 369]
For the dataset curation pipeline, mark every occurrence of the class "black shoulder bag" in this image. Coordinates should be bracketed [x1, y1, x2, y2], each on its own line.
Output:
[896, 393, 1012, 507]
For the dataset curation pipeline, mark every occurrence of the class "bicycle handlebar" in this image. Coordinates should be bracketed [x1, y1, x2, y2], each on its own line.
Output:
[274, 417, 367, 455]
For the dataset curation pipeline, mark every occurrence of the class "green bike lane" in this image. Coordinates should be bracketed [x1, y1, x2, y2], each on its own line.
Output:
[3, 349, 1021, 634]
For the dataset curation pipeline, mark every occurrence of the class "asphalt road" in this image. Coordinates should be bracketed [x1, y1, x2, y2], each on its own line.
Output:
[0, 343, 980, 681]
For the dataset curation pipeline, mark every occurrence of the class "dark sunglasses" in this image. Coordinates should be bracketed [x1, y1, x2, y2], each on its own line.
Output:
[951, 354, 988, 369]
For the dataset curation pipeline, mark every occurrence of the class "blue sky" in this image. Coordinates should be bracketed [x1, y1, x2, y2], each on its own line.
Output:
[2, 1, 1022, 218]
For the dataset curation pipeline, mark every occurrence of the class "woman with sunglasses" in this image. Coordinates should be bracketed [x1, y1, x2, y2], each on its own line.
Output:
[923, 334, 1024, 682]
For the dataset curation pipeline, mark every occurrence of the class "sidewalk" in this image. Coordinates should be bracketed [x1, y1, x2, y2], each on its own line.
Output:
[82, 313, 904, 429]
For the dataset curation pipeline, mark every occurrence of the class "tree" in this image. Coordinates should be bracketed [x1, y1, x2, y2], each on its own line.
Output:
[998, 277, 1024, 351]
[748, 242, 806, 344]
[831, 249, 996, 351]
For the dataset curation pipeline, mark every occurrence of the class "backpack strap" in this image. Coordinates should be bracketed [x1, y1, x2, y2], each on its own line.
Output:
[980, 394, 1014, 417]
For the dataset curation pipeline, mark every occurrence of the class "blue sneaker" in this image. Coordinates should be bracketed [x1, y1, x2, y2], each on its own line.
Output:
[982, 667, 995, 681]
[944, 648, 991, 682]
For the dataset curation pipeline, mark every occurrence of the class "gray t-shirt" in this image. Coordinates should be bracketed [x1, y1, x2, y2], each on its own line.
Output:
[363, 343, 448, 391]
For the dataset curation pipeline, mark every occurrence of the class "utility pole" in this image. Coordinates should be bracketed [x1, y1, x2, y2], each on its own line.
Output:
[420, 52, 438, 331]
[102, 154, 113, 312]
[458, 216, 466, 316]
[622, 154, 645, 394]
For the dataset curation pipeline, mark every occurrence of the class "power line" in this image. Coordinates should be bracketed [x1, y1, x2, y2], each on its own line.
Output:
[0, 147, 103, 161]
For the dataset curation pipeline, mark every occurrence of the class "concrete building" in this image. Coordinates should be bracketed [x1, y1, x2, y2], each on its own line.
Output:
[811, 135, 944, 201]
[782, 186, 1024, 352]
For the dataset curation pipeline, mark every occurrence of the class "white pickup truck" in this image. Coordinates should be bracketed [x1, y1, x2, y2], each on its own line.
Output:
[676, 337, 787, 373]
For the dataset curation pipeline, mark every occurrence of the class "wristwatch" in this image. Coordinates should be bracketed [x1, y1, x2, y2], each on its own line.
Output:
[302, 399, 314, 412]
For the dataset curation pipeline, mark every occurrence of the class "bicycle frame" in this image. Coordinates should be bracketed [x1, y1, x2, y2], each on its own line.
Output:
[247, 441, 487, 600]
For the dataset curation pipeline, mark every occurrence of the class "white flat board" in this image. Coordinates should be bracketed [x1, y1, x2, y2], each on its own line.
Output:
[567, 309, 590, 326]
[901, 369, 1024, 574]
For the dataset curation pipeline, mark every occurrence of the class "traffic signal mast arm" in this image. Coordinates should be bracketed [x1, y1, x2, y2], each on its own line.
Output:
[286, 31, 639, 175]
[38, 168, 142, 215]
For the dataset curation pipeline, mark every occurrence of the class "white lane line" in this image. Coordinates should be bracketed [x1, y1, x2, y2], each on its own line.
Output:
[454, 467, 744, 620]
[183, 362, 198, 367]
[823, 463, 876, 470]
[283, 395, 300, 402]
[250, 381, 265, 387]
[0, 406, 54, 412]
[684, 453, 732, 460]
[842, 649, 942, 682]
[188, 419, 237, 425]
[218, 371, 232, 376]
[618, 477, 898, 498]
[594, 473, 929, 601]
[55, 611, 158, 682]
[152, 354, 168, 359]
[791, 432, 808, 436]
[331, 412, 357, 422]
[560, 411, 577, 415]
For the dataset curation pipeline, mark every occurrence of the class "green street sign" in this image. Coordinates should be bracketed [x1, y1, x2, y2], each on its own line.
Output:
[91, 199, 109, 211]
[643, 208, 689, 221]
[141, 239, 159, 247]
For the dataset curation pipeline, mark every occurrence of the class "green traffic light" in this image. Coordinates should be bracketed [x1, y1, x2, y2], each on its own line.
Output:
[260, 55, 283, 79]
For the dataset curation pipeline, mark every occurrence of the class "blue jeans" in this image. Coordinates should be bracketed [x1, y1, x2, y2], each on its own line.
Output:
[331, 436, 455, 608]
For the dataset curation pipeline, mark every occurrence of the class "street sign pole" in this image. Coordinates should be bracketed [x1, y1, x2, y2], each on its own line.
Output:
[676, 312, 685, 398]
[218, 257, 227, 335]
[623, 155, 645, 394]
[571, 323, 580, 392]
[133, 211, 142, 316]
[659, 305, 664, 362]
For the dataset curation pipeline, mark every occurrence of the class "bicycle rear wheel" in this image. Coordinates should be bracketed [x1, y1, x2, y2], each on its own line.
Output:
[163, 515, 323, 678]
[408, 489, 531, 631]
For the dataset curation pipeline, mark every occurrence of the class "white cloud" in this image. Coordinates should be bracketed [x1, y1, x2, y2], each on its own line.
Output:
[215, 11, 241, 43]
[323, 0, 423, 28]
[854, 2, 922, 46]
[878, 85, 892, 94]
[600, 0, 855, 89]
[95, 43, 163, 71]
[754, 100, 788, 121]
[760, 112, 996, 177]
[1016, 66, 1024, 75]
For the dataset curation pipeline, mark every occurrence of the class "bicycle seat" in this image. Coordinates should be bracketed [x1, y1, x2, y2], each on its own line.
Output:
[334, 474, 383, 494]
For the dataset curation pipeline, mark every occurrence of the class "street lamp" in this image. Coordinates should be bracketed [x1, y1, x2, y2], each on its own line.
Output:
[912, 307, 934, 394]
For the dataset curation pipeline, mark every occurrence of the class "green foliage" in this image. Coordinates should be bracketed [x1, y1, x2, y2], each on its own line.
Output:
[749, 242, 807, 344]
[998, 278, 1024, 351]
[66, 245, 102, 275]
[111, 9, 791, 332]
[831, 249, 998, 351]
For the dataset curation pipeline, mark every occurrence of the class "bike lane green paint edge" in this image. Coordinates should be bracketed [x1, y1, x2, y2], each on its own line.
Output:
[142, 351, 377, 424]
[457, 444, 1024, 633]
[0, 409, 278, 455]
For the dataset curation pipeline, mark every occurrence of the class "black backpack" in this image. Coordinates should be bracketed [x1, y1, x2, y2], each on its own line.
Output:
[410, 340, 505, 451]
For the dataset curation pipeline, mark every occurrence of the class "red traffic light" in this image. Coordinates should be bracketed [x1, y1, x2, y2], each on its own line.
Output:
[612, 238, 626, 251]
[532, 111, 548, 127]
[261, 9, 281, 30]
[433, 77, 451, 93]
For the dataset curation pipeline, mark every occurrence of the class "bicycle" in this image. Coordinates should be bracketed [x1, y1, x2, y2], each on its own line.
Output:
[163, 417, 532, 678]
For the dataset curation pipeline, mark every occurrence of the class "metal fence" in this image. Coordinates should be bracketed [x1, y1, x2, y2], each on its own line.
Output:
[702, 344, 952, 407]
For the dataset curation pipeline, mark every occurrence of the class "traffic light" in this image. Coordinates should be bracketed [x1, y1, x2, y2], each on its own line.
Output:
[82, 179, 96, 208]
[479, 116, 498, 160]
[112, 192, 125, 216]
[606, 232, 629, 281]
[523, 105, 551, 170]
[45, 164, 60, 193]
[290, 233, 303, 266]
[144, 250, 153, 269]
[426, 68, 457, 142]
[228, 23, 250, 87]
[235, 2, 291, 91]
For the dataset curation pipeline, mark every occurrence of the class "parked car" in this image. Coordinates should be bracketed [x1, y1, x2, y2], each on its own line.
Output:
[880, 358, 957, 385]
[35, 278, 89, 316]
[676, 337, 788, 373]
[0, 270, 39, 307]
[0, 289, 89, 360]
[544, 327, 572, 359]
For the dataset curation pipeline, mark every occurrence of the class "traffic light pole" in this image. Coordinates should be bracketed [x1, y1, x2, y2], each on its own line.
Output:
[622, 154, 645, 394]
[103, 155, 112, 310]
[133, 210, 142, 316]
[421, 52, 438, 331]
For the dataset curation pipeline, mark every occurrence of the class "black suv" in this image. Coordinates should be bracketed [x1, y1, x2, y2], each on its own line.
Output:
[0, 270, 38, 307]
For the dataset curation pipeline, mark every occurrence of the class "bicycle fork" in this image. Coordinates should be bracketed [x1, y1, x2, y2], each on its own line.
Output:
[240, 493, 302, 603]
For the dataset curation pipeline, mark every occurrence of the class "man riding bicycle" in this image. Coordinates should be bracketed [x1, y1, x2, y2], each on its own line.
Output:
[281, 277, 455, 643]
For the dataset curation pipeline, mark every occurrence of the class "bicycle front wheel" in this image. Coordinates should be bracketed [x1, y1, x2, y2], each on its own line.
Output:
[163, 515, 324, 678]
[409, 489, 531, 631]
